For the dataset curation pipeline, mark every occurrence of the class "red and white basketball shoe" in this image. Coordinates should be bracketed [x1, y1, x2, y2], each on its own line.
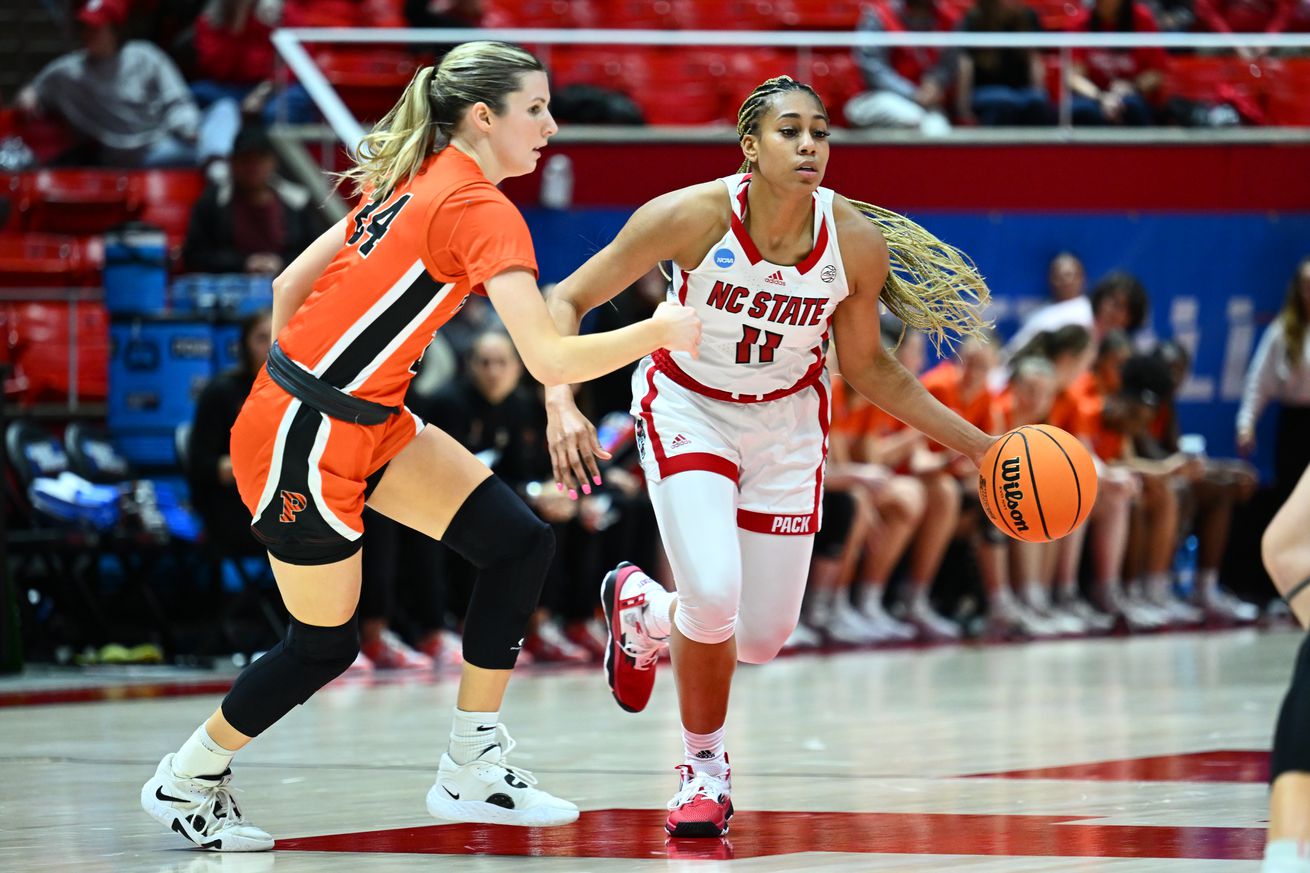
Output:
[665, 763, 733, 837]
[600, 562, 669, 713]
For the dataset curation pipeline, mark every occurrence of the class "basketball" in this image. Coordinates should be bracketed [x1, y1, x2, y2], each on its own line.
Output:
[978, 424, 1099, 544]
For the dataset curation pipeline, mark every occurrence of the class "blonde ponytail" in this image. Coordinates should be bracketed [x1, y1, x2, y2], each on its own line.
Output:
[337, 41, 544, 201]
[735, 76, 991, 352]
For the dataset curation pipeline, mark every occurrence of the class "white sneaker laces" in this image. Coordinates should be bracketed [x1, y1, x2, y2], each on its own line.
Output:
[667, 770, 728, 811]
[620, 613, 664, 671]
[188, 775, 248, 832]
[486, 724, 540, 788]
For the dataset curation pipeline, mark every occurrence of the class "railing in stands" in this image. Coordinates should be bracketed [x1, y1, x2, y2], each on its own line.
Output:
[271, 27, 1310, 153]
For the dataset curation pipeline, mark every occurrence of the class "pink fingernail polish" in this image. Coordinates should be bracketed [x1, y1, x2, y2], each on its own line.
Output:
[568, 489, 577, 500]
[556, 482, 564, 492]
[593, 475, 603, 486]
[582, 484, 591, 495]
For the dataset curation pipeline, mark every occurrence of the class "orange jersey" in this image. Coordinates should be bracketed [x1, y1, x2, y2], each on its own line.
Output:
[231, 147, 537, 565]
[919, 361, 998, 442]
[278, 147, 537, 409]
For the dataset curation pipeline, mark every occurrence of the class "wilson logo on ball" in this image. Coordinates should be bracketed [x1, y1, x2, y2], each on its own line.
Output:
[979, 424, 1099, 544]
[999, 456, 1029, 533]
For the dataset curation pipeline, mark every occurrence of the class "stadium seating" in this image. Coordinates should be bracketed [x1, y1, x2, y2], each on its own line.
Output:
[10, 170, 144, 235]
[313, 49, 422, 123]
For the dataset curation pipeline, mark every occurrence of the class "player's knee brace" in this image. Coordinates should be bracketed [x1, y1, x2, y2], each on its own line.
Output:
[220, 616, 360, 738]
[441, 476, 554, 670]
[1271, 633, 1310, 784]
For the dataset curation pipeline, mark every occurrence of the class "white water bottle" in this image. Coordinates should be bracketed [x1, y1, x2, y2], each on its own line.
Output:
[540, 153, 573, 210]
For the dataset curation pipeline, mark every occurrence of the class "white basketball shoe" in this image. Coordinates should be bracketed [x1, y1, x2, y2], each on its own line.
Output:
[141, 754, 274, 852]
[426, 723, 579, 827]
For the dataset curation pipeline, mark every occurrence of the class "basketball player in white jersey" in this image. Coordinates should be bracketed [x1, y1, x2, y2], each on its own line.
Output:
[544, 76, 998, 837]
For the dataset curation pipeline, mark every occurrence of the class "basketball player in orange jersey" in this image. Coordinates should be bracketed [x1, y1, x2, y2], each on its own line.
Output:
[138, 42, 700, 852]
[1262, 464, 1310, 873]
[542, 76, 998, 837]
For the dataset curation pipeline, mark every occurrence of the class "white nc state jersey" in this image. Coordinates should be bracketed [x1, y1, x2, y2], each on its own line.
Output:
[652, 173, 850, 402]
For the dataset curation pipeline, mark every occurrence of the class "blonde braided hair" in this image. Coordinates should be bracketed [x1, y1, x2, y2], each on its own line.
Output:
[736, 76, 992, 352]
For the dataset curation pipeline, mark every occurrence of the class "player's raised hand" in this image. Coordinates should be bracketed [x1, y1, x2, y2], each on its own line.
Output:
[652, 301, 702, 358]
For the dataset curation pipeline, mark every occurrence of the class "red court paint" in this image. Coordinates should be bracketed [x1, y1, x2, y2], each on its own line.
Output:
[278, 809, 1264, 861]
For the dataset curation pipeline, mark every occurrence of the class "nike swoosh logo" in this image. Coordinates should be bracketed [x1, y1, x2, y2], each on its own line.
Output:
[475, 725, 497, 732]
[443, 786, 459, 800]
[156, 786, 189, 803]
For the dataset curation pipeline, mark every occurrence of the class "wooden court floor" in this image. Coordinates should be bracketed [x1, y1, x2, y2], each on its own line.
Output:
[0, 627, 1297, 872]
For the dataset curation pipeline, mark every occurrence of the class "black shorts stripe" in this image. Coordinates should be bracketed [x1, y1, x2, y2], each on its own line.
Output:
[320, 270, 445, 389]
[251, 404, 351, 560]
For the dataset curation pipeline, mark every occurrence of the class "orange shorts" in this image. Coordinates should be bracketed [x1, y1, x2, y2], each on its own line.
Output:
[230, 370, 424, 565]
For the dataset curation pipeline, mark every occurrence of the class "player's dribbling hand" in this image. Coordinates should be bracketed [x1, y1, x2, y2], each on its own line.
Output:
[653, 301, 702, 358]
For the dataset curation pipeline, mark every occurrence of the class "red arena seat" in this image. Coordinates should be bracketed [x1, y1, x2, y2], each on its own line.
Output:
[8, 300, 110, 404]
[0, 234, 96, 287]
[314, 50, 422, 123]
[13, 170, 144, 235]
[138, 169, 207, 250]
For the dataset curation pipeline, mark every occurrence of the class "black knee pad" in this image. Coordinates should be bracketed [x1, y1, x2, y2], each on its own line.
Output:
[1271, 632, 1310, 784]
[442, 476, 554, 670]
[221, 616, 360, 738]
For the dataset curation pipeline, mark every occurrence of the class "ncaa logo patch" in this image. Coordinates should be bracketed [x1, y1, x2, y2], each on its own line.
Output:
[821, 265, 837, 284]
[714, 248, 736, 269]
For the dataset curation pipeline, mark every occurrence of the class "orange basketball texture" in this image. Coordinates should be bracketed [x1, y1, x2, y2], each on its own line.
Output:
[977, 424, 1099, 543]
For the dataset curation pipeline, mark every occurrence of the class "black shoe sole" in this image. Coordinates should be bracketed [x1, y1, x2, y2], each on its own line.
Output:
[665, 801, 733, 838]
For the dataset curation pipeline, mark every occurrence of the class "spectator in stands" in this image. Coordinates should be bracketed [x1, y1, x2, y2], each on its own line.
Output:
[1018, 325, 1124, 633]
[827, 372, 927, 642]
[1148, 340, 1260, 622]
[854, 319, 965, 640]
[405, 0, 484, 28]
[844, 0, 959, 136]
[982, 355, 1065, 638]
[1005, 252, 1093, 357]
[191, 0, 316, 125]
[1069, 0, 1170, 126]
[187, 310, 271, 555]
[1195, 0, 1294, 60]
[412, 331, 593, 662]
[1091, 270, 1151, 344]
[1103, 353, 1212, 625]
[1144, 0, 1198, 31]
[955, 0, 1054, 126]
[15, 0, 239, 167]
[1237, 256, 1310, 503]
[182, 125, 321, 274]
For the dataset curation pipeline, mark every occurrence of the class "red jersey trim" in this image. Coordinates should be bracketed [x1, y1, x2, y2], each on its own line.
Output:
[638, 366, 740, 483]
[651, 348, 825, 404]
[729, 175, 829, 274]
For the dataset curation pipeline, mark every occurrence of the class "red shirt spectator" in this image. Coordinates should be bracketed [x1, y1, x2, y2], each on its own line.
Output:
[1194, 0, 1293, 32]
[1071, 1, 1170, 99]
[870, 0, 961, 87]
[194, 1, 278, 86]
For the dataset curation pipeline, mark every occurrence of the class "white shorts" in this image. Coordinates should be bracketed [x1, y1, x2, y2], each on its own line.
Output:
[630, 357, 829, 536]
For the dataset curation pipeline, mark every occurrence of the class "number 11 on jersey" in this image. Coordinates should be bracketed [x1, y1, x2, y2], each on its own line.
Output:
[736, 324, 783, 364]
